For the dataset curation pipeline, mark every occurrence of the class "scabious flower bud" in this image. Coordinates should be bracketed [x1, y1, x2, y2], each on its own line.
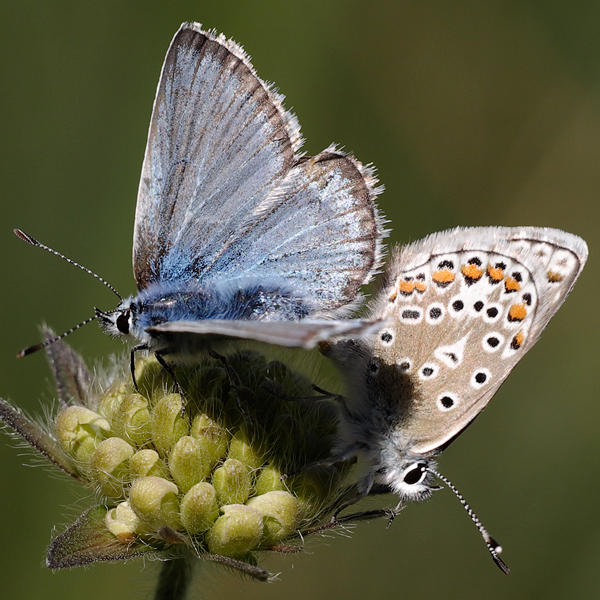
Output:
[255, 464, 286, 495]
[168, 435, 212, 492]
[89, 437, 135, 498]
[206, 504, 264, 557]
[180, 482, 219, 533]
[151, 393, 189, 456]
[55, 406, 110, 464]
[128, 476, 181, 530]
[227, 429, 265, 471]
[109, 393, 152, 447]
[212, 459, 252, 505]
[247, 491, 302, 546]
[105, 501, 146, 541]
[190, 413, 229, 467]
[130, 449, 169, 479]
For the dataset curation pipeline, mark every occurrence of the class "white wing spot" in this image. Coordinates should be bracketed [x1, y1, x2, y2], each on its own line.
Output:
[397, 358, 412, 373]
[399, 306, 423, 324]
[482, 332, 504, 353]
[483, 303, 502, 324]
[419, 363, 439, 380]
[426, 303, 445, 324]
[470, 368, 491, 389]
[379, 329, 394, 346]
[434, 333, 470, 368]
[437, 392, 459, 411]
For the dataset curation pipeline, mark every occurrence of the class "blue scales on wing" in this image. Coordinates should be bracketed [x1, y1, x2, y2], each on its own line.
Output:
[132, 24, 385, 323]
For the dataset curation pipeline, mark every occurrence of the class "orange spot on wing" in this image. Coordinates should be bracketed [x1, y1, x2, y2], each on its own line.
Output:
[432, 270, 455, 284]
[547, 270, 565, 283]
[505, 277, 521, 292]
[508, 304, 527, 321]
[461, 264, 483, 280]
[399, 281, 415, 295]
[487, 266, 504, 282]
[510, 330, 525, 350]
[415, 281, 427, 292]
[388, 289, 398, 302]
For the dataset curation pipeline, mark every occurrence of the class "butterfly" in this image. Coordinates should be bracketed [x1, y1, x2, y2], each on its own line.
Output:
[322, 226, 588, 572]
[16, 22, 386, 368]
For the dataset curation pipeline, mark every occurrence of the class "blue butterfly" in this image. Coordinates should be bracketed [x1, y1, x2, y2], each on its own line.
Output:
[17, 23, 386, 373]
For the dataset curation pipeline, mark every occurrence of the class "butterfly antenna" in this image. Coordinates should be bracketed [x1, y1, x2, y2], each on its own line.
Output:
[14, 229, 122, 300]
[17, 315, 98, 358]
[426, 467, 510, 574]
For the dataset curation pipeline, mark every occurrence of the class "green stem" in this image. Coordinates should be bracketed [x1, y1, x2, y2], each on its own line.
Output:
[154, 557, 193, 600]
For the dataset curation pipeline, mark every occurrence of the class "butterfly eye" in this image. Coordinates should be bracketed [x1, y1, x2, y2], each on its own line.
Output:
[116, 311, 130, 334]
[403, 463, 426, 485]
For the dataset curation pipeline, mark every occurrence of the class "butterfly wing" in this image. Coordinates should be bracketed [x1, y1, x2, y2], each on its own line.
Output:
[133, 23, 300, 288]
[133, 23, 384, 313]
[367, 227, 588, 455]
[202, 149, 384, 314]
[148, 318, 385, 350]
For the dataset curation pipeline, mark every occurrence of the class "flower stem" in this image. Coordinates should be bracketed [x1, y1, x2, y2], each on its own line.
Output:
[154, 557, 193, 600]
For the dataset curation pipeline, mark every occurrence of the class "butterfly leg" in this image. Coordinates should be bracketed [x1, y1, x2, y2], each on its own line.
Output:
[330, 469, 374, 520]
[367, 483, 404, 528]
[154, 350, 187, 415]
[300, 507, 400, 538]
[261, 381, 345, 403]
[281, 442, 361, 481]
[331, 480, 402, 527]
[130, 343, 149, 393]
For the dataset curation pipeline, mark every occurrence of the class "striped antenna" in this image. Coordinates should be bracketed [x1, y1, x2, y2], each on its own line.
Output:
[17, 316, 98, 358]
[14, 229, 122, 300]
[426, 467, 510, 574]
[14, 228, 122, 357]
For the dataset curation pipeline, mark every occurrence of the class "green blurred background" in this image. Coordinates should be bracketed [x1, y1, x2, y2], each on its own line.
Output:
[1, 1, 599, 599]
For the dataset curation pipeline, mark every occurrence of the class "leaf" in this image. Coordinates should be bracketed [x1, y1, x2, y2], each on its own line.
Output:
[0, 399, 80, 480]
[47, 506, 164, 568]
[43, 326, 93, 407]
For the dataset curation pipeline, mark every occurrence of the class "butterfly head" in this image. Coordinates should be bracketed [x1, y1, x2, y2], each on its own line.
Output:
[376, 455, 438, 502]
[96, 298, 140, 342]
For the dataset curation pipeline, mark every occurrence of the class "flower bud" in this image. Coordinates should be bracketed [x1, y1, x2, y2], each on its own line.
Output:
[55, 406, 110, 462]
[105, 501, 146, 542]
[227, 429, 265, 471]
[190, 413, 229, 468]
[206, 504, 264, 557]
[212, 459, 251, 505]
[247, 491, 302, 546]
[89, 437, 135, 498]
[97, 385, 128, 426]
[168, 436, 212, 493]
[151, 394, 189, 457]
[255, 464, 286, 495]
[130, 449, 168, 479]
[128, 476, 181, 531]
[180, 482, 219, 534]
[110, 393, 151, 447]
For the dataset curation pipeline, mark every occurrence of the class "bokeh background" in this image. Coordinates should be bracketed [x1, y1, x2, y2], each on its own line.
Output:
[1, 1, 599, 599]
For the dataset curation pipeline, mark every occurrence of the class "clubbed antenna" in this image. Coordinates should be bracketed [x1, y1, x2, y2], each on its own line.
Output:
[14, 229, 122, 300]
[17, 316, 98, 358]
[14, 228, 122, 357]
[426, 467, 510, 574]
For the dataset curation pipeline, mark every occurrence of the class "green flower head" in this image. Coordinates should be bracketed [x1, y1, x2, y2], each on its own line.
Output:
[0, 328, 390, 590]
